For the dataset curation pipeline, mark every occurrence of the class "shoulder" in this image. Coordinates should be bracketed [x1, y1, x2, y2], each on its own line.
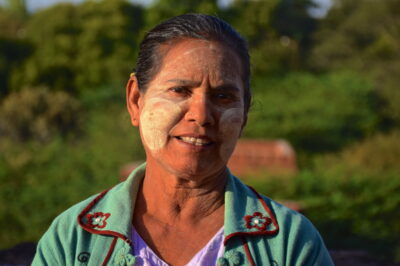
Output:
[38, 179, 129, 236]
[258, 191, 334, 265]
[227, 175, 333, 264]
[262, 194, 314, 232]
[229, 174, 319, 235]
[42, 163, 146, 232]
[32, 184, 123, 265]
[32, 193, 99, 265]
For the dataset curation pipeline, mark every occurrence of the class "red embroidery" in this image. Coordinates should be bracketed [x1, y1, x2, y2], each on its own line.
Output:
[244, 212, 272, 231]
[86, 212, 111, 229]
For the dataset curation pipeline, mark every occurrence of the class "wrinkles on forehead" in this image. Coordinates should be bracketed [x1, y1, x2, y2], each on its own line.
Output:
[148, 39, 244, 94]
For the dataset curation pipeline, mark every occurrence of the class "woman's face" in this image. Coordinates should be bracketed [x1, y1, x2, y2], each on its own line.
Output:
[131, 38, 246, 178]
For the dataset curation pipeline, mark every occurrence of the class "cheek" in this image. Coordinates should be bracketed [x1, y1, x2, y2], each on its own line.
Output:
[218, 108, 244, 162]
[140, 99, 182, 151]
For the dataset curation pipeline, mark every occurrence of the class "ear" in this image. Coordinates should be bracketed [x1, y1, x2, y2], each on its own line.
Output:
[126, 74, 143, 127]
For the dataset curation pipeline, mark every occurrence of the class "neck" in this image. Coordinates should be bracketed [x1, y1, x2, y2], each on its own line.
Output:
[137, 161, 227, 224]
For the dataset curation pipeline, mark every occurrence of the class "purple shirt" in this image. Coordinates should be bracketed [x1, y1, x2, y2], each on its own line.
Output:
[132, 226, 225, 266]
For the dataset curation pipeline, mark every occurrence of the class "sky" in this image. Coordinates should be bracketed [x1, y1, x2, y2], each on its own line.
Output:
[1, 0, 333, 18]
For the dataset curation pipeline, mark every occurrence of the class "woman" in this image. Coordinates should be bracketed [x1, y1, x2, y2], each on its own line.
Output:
[33, 14, 333, 266]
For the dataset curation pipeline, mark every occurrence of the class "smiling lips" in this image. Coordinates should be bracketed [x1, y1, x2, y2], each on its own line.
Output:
[176, 136, 213, 146]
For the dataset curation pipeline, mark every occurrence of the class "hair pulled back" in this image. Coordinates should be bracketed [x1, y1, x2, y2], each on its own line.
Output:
[135, 13, 251, 113]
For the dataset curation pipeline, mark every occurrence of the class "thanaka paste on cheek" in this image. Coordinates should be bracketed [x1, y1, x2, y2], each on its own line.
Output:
[140, 98, 182, 151]
[219, 107, 244, 162]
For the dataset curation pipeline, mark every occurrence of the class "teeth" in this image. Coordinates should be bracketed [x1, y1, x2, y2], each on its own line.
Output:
[179, 137, 211, 146]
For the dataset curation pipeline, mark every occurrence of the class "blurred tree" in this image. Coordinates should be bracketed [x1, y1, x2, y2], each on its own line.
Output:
[0, 6, 30, 97]
[226, 0, 315, 75]
[272, 0, 317, 60]
[318, 130, 400, 174]
[245, 72, 380, 153]
[75, 0, 144, 90]
[0, 87, 82, 142]
[10, 3, 79, 93]
[227, 0, 278, 47]
[145, 0, 219, 29]
[12, 0, 144, 93]
[310, 0, 400, 126]
[0, 6, 25, 38]
[4, 0, 27, 19]
[0, 37, 32, 96]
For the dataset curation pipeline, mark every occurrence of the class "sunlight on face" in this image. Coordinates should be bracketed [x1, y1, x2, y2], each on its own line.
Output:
[138, 38, 245, 175]
[140, 98, 182, 151]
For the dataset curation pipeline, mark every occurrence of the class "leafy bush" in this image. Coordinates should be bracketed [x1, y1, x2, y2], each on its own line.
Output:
[0, 90, 145, 249]
[247, 169, 400, 261]
[227, 0, 303, 75]
[12, 1, 144, 93]
[309, 0, 400, 126]
[244, 72, 380, 153]
[316, 130, 400, 174]
[0, 87, 82, 142]
[246, 131, 400, 261]
[0, 31, 32, 96]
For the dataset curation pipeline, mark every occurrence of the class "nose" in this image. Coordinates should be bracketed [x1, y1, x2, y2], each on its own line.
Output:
[184, 94, 215, 127]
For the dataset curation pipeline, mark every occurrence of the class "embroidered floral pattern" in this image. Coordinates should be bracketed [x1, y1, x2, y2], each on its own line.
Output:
[244, 212, 272, 231]
[114, 248, 136, 266]
[226, 250, 243, 265]
[86, 212, 111, 229]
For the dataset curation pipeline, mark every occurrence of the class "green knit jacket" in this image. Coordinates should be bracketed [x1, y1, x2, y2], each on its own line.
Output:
[32, 164, 334, 266]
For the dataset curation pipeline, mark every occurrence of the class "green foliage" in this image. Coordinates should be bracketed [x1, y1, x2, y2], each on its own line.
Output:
[0, 7, 31, 96]
[11, 3, 80, 92]
[2, 0, 27, 19]
[0, 87, 82, 142]
[247, 132, 400, 260]
[0, 0, 399, 260]
[74, 0, 144, 90]
[12, 0, 144, 93]
[310, 0, 400, 70]
[272, 0, 316, 44]
[244, 72, 379, 152]
[0, 37, 32, 96]
[227, 0, 303, 74]
[0, 6, 25, 37]
[228, 0, 279, 46]
[0, 89, 145, 249]
[1, 0, 322, 93]
[145, 0, 218, 28]
[309, 0, 400, 125]
[316, 130, 400, 174]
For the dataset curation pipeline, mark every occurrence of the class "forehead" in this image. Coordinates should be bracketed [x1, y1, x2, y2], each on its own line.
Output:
[154, 38, 243, 83]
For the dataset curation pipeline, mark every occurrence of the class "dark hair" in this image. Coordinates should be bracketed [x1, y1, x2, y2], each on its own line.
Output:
[135, 13, 251, 113]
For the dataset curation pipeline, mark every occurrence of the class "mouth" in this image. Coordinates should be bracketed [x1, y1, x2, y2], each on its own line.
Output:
[175, 136, 213, 146]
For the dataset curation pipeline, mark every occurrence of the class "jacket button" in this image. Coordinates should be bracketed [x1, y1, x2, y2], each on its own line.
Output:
[226, 250, 243, 265]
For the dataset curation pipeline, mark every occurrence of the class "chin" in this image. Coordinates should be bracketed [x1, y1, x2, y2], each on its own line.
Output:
[179, 163, 226, 179]
[151, 153, 227, 180]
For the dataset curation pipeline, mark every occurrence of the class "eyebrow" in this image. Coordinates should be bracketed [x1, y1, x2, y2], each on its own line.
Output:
[214, 84, 241, 93]
[166, 79, 241, 92]
[166, 79, 201, 87]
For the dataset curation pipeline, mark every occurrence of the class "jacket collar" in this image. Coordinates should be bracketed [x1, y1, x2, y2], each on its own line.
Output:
[77, 163, 146, 244]
[77, 163, 279, 245]
[224, 170, 279, 244]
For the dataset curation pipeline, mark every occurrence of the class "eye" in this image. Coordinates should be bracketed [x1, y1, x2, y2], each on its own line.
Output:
[212, 91, 238, 103]
[169, 87, 190, 96]
[215, 92, 232, 100]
